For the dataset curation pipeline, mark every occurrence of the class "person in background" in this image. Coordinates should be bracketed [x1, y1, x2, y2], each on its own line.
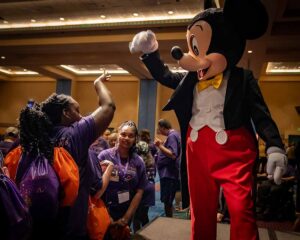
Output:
[0, 126, 19, 157]
[155, 119, 181, 217]
[257, 158, 296, 221]
[98, 121, 147, 231]
[108, 132, 118, 148]
[139, 129, 157, 158]
[38, 72, 115, 240]
[217, 187, 230, 223]
[286, 142, 296, 162]
[133, 140, 156, 232]
[103, 129, 112, 141]
[89, 134, 109, 165]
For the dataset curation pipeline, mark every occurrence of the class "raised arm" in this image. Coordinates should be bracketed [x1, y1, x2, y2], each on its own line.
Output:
[91, 73, 116, 136]
[93, 160, 114, 199]
[130, 30, 185, 90]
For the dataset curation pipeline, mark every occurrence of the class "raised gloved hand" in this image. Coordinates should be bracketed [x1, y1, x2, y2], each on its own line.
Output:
[129, 30, 158, 54]
[266, 147, 287, 185]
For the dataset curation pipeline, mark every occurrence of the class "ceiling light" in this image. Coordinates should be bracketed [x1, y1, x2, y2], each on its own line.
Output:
[168, 11, 174, 15]
[0, 14, 195, 30]
[60, 65, 129, 75]
[0, 67, 38, 75]
[247, 50, 253, 53]
[266, 62, 300, 74]
[31, 19, 36, 23]
[133, 13, 139, 17]
[100, 15, 106, 19]
[1, 56, 5, 59]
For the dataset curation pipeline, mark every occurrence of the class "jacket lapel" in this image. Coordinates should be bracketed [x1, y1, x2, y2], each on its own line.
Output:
[224, 67, 243, 108]
[163, 71, 198, 111]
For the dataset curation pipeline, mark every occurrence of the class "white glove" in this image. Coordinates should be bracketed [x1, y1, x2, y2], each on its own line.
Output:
[129, 30, 159, 54]
[266, 147, 287, 185]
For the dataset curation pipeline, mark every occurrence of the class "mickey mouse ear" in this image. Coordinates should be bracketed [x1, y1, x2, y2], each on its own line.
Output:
[224, 0, 269, 40]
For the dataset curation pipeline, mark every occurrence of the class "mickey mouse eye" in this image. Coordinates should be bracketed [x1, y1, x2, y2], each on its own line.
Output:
[190, 35, 199, 56]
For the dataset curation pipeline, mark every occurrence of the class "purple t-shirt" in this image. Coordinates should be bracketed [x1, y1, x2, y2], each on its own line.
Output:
[98, 147, 147, 219]
[156, 130, 181, 180]
[51, 116, 101, 238]
[89, 137, 109, 167]
[141, 163, 156, 206]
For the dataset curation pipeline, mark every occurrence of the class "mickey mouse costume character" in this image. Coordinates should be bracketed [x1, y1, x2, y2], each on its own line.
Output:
[129, 1, 287, 239]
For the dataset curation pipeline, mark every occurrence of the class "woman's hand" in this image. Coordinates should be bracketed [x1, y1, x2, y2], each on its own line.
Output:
[217, 213, 224, 223]
[154, 137, 162, 147]
[1, 166, 10, 177]
[100, 160, 114, 173]
[110, 217, 128, 227]
[115, 217, 128, 227]
[94, 71, 111, 85]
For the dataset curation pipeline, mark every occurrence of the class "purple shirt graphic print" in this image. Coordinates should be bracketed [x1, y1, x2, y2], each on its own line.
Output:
[98, 147, 147, 207]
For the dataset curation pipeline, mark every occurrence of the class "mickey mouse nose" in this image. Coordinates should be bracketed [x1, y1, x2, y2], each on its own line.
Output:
[171, 46, 183, 60]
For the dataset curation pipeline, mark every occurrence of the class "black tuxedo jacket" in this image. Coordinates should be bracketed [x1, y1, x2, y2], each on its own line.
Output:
[142, 50, 284, 208]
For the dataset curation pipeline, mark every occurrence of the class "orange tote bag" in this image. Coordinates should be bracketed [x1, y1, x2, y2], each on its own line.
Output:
[87, 197, 111, 240]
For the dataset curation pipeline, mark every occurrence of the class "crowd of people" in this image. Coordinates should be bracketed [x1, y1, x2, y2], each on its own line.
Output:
[0, 73, 183, 240]
[1, 72, 300, 240]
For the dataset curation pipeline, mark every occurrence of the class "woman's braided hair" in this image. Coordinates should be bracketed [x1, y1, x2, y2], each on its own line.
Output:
[19, 103, 54, 162]
[41, 93, 70, 125]
[19, 93, 71, 163]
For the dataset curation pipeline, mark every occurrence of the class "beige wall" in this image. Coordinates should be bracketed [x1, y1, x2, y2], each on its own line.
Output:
[0, 75, 299, 140]
[156, 84, 180, 132]
[74, 79, 139, 130]
[260, 80, 300, 140]
[0, 79, 56, 134]
[0, 76, 140, 134]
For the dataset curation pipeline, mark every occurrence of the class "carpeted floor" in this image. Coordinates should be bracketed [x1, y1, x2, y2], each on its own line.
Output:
[257, 220, 295, 232]
[134, 217, 300, 240]
[148, 181, 297, 233]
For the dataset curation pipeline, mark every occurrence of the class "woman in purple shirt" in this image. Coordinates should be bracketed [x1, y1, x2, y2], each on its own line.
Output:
[37, 73, 115, 240]
[98, 121, 147, 229]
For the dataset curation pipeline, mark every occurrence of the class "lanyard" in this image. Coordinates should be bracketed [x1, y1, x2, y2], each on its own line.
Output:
[117, 152, 130, 176]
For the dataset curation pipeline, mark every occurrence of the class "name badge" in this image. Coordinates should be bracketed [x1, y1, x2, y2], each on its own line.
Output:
[118, 191, 130, 204]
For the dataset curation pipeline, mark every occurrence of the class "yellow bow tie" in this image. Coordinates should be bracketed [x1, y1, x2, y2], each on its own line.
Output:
[197, 73, 223, 92]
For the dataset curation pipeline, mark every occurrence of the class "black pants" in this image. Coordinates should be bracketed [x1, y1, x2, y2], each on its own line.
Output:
[132, 205, 149, 232]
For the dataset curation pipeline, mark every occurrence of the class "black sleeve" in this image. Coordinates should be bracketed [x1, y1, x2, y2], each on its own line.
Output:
[245, 70, 284, 150]
[141, 50, 186, 90]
